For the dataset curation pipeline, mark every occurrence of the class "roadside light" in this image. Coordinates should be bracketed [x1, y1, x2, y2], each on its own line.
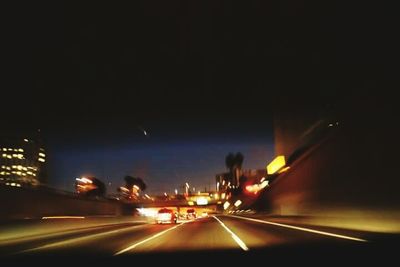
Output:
[175, 189, 178, 195]
[223, 201, 230, 210]
[267, 155, 286, 175]
[234, 200, 242, 207]
[278, 166, 291, 174]
[260, 180, 269, 189]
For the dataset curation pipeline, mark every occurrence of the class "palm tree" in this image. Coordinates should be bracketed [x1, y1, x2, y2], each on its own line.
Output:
[225, 152, 244, 187]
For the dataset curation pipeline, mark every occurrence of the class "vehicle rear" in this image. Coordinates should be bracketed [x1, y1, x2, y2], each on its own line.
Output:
[156, 208, 177, 224]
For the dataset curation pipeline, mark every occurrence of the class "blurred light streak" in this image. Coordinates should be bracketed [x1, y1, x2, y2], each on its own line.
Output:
[234, 200, 242, 207]
[223, 201, 230, 210]
[42, 216, 85, 219]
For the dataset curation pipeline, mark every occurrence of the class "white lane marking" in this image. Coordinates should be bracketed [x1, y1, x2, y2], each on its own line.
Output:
[42, 216, 85, 219]
[18, 224, 149, 254]
[226, 215, 368, 242]
[212, 216, 249, 251]
[114, 221, 192, 255]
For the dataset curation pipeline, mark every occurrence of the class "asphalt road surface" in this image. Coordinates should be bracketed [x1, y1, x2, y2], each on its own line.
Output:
[3, 214, 390, 260]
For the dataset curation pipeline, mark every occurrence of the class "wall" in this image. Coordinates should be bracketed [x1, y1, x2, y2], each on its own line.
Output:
[260, 97, 400, 232]
[0, 186, 124, 220]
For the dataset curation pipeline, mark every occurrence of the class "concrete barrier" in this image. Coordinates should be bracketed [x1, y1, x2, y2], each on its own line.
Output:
[0, 186, 125, 220]
[258, 108, 400, 233]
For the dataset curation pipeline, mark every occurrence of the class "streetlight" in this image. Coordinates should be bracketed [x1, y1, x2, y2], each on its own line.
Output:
[185, 182, 189, 195]
[175, 189, 178, 195]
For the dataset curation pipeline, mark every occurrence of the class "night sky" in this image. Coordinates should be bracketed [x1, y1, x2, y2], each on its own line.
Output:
[3, 1, 398, 193]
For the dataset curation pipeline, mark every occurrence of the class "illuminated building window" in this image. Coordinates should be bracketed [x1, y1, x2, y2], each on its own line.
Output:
[24, 139, 28, 142]
[18, 148, 24, 152]
[8, 148, 13, 151]
[2, 154, 6, 157]
[39, 153, 46, 157]
[38, 158, 45, 162]
[7, 155, 12, 159]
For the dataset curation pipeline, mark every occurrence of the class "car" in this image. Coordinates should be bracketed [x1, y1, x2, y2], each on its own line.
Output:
[200, 211, 208, 218]
[186, 208, 196, 219]
[156, 208, 178, 224]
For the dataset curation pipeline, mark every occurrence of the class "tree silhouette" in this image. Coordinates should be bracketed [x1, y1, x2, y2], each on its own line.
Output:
[124, 176, 147, 191]
[86, 177, 106, 197]
[225, 152, 245, 188]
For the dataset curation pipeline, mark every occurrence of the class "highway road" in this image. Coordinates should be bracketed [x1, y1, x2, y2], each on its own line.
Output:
[2, 214, 392, 261]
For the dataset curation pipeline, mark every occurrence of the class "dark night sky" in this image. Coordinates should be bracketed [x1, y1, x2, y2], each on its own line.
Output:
[3, 1, 398, 193]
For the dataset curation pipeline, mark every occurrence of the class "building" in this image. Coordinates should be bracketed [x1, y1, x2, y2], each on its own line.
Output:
[0, 131, 47, 187]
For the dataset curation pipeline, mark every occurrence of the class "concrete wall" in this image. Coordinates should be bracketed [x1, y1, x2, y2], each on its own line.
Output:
[0, 186, 124, 220]
[261, 97, 400, 232]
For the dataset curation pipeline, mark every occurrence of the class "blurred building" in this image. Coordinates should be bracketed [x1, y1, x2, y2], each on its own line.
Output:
[0, 130, 47, 187]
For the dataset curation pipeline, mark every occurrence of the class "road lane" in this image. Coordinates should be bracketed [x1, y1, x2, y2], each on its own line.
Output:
[117, 217, 242, 254]
[225, 215, 367, 242]
[1, 214, 377, 257]
[216, 215, 368, 249]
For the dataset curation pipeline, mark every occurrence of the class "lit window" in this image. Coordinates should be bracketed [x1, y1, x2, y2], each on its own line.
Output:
[39, 153, 46, 157]
[23, 167, 27, 171]
[16, 171, 21, 175]
[7, 155, 12, 159]
[12, 165, 17, 169]
[24, 139, 28, 142]
[38, 158, 45, 162]
[2, 154, 6, 157]
[18, 149, 24, 152]
[2, 148, 7, 151]
[8, 148, 13, 151]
